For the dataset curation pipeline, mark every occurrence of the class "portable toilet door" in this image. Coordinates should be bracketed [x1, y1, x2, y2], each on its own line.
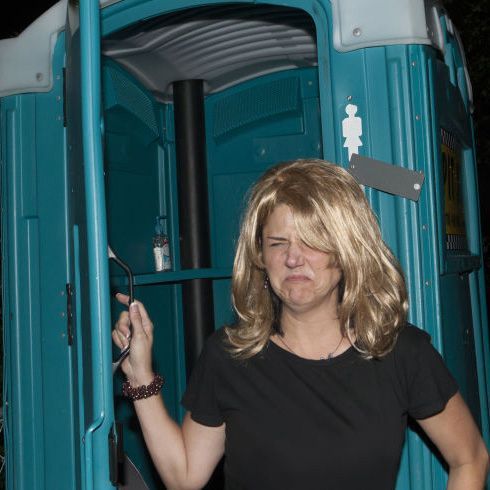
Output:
[0, 0, 116, 489]
[65, 0, 116, 488]
[1, 0, 489, 490]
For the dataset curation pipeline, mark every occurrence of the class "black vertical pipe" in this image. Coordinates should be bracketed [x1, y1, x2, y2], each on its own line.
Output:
[173, 80, 215, 379]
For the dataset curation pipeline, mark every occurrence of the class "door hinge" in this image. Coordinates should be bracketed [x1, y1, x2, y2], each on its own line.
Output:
[66, 283, 74, 346]
[109, 422, 125, 486]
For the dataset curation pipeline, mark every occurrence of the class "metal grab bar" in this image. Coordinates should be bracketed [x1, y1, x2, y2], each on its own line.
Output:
[108, 246, 134, 374]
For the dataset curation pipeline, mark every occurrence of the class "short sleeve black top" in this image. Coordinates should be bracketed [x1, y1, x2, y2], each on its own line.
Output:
[181, 324, 458, 490]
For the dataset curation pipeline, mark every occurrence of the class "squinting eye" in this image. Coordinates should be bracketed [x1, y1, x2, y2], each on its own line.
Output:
[269, 242, 284, 247]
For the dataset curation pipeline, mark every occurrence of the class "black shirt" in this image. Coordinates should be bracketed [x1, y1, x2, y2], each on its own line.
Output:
[182, 324, 458, 490]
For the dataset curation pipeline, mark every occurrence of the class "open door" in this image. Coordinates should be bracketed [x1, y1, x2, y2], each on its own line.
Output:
[65, 0, 116, 488]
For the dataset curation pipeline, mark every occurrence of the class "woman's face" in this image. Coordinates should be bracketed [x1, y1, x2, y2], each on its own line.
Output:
[261, 204, 342, 315]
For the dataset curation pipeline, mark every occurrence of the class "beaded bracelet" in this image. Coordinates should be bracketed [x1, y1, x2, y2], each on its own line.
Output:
[122, 374, 164, 400]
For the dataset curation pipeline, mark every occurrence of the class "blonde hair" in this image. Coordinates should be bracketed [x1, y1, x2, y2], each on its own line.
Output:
[225, 159, 408, 359]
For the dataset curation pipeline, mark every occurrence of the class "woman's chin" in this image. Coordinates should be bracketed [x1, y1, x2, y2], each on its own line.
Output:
[282, 292, 315, 310]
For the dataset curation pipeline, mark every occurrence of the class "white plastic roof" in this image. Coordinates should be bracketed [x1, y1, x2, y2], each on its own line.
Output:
[102, 5, 318, 102]
[0, 0, 446, 99]
[331, 0, 443, 51]
[0, 0, 67, 98]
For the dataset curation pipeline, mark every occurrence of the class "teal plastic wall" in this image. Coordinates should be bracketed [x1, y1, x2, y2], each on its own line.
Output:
[0, 34, 82, 489]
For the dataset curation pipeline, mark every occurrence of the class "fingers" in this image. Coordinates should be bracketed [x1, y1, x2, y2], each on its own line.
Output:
[112, 295, 154, 381]
[129, 302, 142, 330]
[115, 310, 131, 338]
[130, 301, 153, 336]
[113, 292, 154, 344]
[115, 293, 152, 331]
[128, 302, 153, 339]
[112, 328, 129, 350]
[116, 292, 130, 306]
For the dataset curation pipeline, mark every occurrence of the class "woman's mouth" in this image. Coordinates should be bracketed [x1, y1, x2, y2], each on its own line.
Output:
[285, 274, 310, 282]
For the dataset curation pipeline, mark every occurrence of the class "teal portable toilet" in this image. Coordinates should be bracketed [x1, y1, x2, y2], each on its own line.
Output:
[1, 0, 488, 489]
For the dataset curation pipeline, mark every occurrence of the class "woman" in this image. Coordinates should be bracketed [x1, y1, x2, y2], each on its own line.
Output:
[113, 159, 489, 489]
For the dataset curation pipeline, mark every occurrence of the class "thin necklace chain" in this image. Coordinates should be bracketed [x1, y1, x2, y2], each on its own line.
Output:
[278, 332, 345, 360]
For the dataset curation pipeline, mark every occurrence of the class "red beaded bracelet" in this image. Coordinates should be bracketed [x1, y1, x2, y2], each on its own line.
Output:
[122, 374, 164, 400]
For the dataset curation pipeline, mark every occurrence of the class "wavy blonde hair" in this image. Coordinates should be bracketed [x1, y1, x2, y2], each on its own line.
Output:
[225, 159, 408, 359]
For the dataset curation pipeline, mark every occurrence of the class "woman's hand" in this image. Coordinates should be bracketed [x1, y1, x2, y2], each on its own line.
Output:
[112, 293, 155, 386]
[112, 295, 225, 490]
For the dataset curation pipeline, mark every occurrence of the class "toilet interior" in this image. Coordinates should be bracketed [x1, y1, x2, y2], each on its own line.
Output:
[102, 4, 322, 486]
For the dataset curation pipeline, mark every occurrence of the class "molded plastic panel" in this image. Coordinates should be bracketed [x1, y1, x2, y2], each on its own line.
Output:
[103, 62, 164, 275]
[330, 0, 431, 51]
[434, 14, 490, 447]
[0, 0, 67, 97]
[440, 274, 481, 421]
[1, 35, 80, 489]
[205, 69, 323, 269]
[65, 0, 115, 488]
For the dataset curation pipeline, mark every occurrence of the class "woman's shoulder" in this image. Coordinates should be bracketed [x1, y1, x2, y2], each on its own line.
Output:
[391, 322, 435, 362]
[189, 328, 234, 377]
[202, 327, 233, 360]
[396, 323, 431, 347]
[389, 324, 458, 418]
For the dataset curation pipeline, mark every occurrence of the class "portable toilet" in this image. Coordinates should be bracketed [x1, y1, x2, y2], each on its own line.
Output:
[0, 0, 488, 489]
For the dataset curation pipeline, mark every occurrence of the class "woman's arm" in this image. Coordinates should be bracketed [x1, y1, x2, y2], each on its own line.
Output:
[417, 392, 489, 489]
[113, 295, 225, 490]
[132, 397, 225, 490]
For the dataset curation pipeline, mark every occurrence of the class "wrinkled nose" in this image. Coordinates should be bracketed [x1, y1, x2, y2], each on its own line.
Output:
[285, 242, 305, 268]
